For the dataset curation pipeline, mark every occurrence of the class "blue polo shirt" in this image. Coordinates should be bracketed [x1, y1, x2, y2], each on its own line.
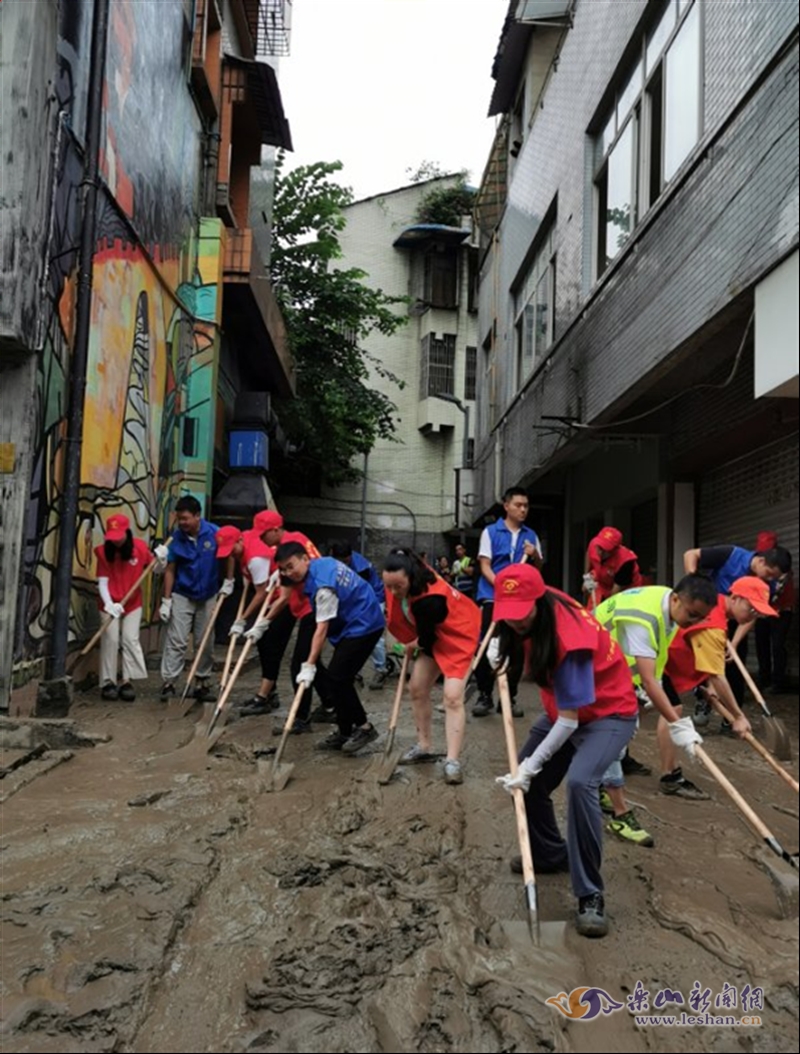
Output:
[168, 518, 220, 601]
[304, 557, 385, 644]
[349, 550, 386, 604]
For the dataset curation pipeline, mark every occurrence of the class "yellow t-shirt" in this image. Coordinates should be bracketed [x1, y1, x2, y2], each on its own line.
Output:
[688, 626, 727, 677]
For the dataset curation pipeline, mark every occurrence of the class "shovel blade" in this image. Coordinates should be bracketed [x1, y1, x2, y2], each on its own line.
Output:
[376, 748, 402, 785]
[762, 716, 792, 762]
[261, 760, 294, 793]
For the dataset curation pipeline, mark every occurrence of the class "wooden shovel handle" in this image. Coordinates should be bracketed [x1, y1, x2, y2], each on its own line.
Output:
[386, 651, 410, 735]
[725, 642, 773, 715]
[206, 588, 274, 729]
[497, 672, 537, 889]
[704, 691, 798, 793]
[271, 683, 307, 771]
[695, 745, 778, 841]
[220, 580, 250, 689]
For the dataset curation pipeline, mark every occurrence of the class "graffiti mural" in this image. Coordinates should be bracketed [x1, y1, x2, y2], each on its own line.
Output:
[15, 0, 223, 669]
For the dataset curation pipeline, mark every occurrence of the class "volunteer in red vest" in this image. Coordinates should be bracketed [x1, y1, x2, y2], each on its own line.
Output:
[492, 565, 657, 938]
[94, 513, 156, 702]
[216, 525, 281, 716]
[669, 577, 774, 734]
[583, 526, 642, 612]
[753, 530, 795, 696]
[383, 548, 481, 785]
[231, 510, 322, 733]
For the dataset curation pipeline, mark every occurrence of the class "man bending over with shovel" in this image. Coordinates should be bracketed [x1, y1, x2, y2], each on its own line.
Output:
[275, 542, 385, 756]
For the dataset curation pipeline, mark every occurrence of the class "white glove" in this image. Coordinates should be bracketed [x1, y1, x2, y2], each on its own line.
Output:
[582, 572, 597, 593]
[154, 544, 170, 569]
[296, 662, 316, 687]
[244, 618, 271, 642]
[487, 637, 504, 671]
[229, 618, 247, 638]
[159, 597, 173, 622]
[669, 715, 703, 758]
[218, 577, 235, 598]
[104, 601, 125, 619]
[496, 756, 542, 796]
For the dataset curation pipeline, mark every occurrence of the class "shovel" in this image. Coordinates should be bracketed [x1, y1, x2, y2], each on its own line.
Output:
[497, 670, 541, 943]
[726, 642, 792, 761]
[694, 745, 798, 874]
[464, 619, 497, 704]
[67, 538, 171, 677]
[203, 587, 277, 742]
[220, 581, 250, 691]
[701, 687, 798, 794]
[374, 651, 411, 784]
[168, 592, 226, 718]
[260, 683, 307, 792]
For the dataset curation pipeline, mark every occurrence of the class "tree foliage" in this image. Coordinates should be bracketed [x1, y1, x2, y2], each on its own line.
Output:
[415, 173, 476, 227]
[270, 156, 407, 488]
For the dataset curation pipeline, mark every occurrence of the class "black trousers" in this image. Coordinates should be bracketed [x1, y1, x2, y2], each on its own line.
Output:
[474, 602, 524, 699]
[315, 629, 383, 736]
[256, 608, 318, 719]
[755, 611, 792, 690]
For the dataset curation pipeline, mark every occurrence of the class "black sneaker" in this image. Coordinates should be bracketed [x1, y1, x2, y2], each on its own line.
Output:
[118, 683, 136, 702]
[496, 699, 524, 718]
[718, 720, 734, 737]
[239, 695, 272, 716]
[101, 682, 119, 701]
[267, 689, 281, 711]
[510, 854, 569, 875]
[271, 719, 313, 736]
[659, 769, 710, 800]
[576, 893, 608, 937]
[472, 694, 493, 717]
[310, 704, 338, 723]
[368, 669, 389, 690]
[160, 682, 176, 701]
[194, 682, 217, 703]
[315, 730, 349, 751]
[621, 752, 651, 777]
[341, 724, 379, 755]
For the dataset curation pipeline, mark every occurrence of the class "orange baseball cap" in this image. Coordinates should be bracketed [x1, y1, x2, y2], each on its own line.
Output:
[730, 577, 777, 617]
[104, 513, 130, 542]
[253, 509, 283, 533]
[494, 564, 547, 620]
[215, 525, 242, 559]
[594, 527, 622, 552]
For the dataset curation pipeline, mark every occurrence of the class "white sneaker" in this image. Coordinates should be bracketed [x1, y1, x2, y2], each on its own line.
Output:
[443, 759, 463, 785]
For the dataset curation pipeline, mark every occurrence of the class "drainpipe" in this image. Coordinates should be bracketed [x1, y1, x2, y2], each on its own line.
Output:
[50, 0, 110, 677]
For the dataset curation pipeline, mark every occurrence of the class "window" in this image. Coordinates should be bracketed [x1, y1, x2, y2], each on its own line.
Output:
[513, 221, 556, 386]
[420, 333, 456, 398]
[594, 0, 701, 277]
[464, 346, 477, 402]
[424, 247, 458, 309]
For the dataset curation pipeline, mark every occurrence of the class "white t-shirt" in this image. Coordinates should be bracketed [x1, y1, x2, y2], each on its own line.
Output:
[315, 587, 339, 623]
[247, 555, 271, 587]
[478, 526, 542, 562]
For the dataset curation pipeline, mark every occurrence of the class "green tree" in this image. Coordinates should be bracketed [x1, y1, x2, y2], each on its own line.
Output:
[416, 172, 475, 227]
[270, 156, 407, 490]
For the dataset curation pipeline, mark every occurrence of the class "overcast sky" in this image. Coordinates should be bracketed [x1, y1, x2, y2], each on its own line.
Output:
[278, 0, 508, 199]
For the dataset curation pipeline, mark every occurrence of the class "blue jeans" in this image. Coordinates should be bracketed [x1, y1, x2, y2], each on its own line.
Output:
[518, 713, 637, 898]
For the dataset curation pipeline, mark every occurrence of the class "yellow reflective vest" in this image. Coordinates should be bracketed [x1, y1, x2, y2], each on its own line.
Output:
[595, 586, 678, 683]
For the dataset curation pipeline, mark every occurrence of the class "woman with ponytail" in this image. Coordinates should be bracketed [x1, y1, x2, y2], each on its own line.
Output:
[382, 548, 481, 785]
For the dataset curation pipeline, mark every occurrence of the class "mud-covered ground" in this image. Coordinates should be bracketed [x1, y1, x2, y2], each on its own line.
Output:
[1, 655, 798, 1053]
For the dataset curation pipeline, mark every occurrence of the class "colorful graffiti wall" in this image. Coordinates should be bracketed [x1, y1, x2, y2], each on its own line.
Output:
[15, 0, 223, 671]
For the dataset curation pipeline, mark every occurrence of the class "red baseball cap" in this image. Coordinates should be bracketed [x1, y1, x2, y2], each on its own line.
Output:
[104, 513, 130, 542]
[730, 577, 777, 617]
[215, 525, 242, 559]
[253, 509, 284, 533]
[494, 564, 547, 620]
[756, 531, 778, 552]
[594, 527, 622, 552]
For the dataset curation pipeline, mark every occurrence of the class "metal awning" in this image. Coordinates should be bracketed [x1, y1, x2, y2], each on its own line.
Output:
[392, 224, 470, 250]
[224, 54, 293, 150]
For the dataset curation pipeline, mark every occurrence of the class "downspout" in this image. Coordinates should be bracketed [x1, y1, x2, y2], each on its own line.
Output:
[50, 0, 110, 677]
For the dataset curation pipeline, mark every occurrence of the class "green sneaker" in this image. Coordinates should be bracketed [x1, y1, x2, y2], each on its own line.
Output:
[606, 810, 654, 847]
[598, 788, 614, 815]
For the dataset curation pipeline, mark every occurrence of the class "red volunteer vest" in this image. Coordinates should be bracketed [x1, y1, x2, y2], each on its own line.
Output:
[386, 575, 481, 679]
[539, 588, 638, 724]
[666, 594, 728, 693]
[95, 539, 153, 614]
[282, 531, 321, 617]
[588, 544, 643, 606]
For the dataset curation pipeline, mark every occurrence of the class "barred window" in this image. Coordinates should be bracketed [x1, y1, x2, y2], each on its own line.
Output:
[464, 346, 477, 402]
[420, 333, 456, 398]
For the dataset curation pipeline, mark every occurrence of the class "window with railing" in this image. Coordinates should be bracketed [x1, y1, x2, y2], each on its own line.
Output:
[464, 346, 477, 402]
[594, 0, 701, 277]
[420, 333, 456, 398]
[514, 221, 556, 386]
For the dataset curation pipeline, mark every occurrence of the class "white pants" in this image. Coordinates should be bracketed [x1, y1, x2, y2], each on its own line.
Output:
[160, 594, 216, 683]
[99, 607, 148, 684]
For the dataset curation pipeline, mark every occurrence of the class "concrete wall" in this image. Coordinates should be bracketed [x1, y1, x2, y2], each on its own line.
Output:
[475, 0, 799, 511]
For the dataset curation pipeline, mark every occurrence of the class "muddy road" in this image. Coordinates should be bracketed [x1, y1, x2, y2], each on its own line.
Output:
[1, 664, 798, 1053]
